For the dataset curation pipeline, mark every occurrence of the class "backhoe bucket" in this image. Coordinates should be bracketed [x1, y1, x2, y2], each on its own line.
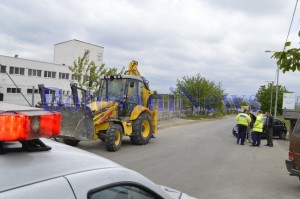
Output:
[36, 84, 95, 141]
[58, 106, 94, 140]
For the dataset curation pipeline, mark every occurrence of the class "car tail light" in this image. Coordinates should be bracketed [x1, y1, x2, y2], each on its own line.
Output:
[289, 151, 294, 160]
[0, 111, 61, 141]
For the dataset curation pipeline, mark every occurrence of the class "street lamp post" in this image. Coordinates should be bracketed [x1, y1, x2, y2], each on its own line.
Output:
[265, 50, 279, 118]
[265, 81, 273, 114]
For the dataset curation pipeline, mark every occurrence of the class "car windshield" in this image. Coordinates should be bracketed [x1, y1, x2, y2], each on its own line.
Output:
[99, 78, 127, 101]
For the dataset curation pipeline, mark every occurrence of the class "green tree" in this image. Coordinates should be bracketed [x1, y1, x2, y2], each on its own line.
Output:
[176, 73, 225, 114]
[272, 32, 300, 73]
[256, 83, 289, 115]
[69, 50, 124, 95]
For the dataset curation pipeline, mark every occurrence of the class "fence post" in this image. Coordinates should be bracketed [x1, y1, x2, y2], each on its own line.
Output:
[32, 86, 35, 107]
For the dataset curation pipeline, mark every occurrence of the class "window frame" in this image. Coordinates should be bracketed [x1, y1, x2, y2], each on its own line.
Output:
[9, 66, 25, 75]
[97, 53, 102, 61]
[44, 70, 56, 78]
[1, 65, 7, 73]
[28, 69, 42, 77]
[59, 72, 70, 80]
[87, 182, 163, 199]
[7, 87, 21, 94]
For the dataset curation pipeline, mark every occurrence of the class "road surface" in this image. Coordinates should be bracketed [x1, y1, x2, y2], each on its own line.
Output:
[77, 117, 300, 198]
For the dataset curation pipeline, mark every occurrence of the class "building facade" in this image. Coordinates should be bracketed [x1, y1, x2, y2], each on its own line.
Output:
[0, 39, 104, 106]
[54, 39, 104, 66]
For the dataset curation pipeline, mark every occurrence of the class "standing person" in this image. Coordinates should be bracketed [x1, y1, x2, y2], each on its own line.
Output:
[246, 110, 253, 143]
[251, 110, 263, 147]
[236, 109, 252, 145]
[264, 112, 274, 147]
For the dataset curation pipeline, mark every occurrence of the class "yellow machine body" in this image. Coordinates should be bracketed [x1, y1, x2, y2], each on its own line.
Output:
[57, 60, 158, 151]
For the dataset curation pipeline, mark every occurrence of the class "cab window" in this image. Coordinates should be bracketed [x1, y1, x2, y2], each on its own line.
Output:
[89, 185, 159, 199]
[127, 79, 142, 105]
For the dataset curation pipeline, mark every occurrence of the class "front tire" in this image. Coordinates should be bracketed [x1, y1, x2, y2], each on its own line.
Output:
[130, 113, 153, 145]
[105, 124, 123, 152]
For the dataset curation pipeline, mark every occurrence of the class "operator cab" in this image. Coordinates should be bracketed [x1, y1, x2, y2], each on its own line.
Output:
[98, 75, 145, 117]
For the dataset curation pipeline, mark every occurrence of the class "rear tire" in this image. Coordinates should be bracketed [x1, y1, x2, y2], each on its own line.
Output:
[130, 113, 153, 145]
[279, 132, 286, 140]
[63, 139, 80, 146]
[105, 124, 123, 152]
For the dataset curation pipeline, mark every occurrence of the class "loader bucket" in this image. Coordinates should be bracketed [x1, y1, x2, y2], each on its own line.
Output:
[58, 105, 94, 141]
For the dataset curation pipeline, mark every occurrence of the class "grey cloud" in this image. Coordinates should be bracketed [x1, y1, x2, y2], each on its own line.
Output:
[0, 0, 299, 96]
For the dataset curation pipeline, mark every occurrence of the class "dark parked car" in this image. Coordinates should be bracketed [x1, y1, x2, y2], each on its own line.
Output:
[232, 118, 287, 140]
[261, 118, 287, 140]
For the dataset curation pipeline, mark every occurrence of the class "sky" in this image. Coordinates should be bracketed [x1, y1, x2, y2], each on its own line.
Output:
[0, 0, 300, 99]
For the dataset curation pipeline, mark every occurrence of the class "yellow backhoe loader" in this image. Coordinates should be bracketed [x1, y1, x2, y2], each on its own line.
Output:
[38, 60, 158, 152]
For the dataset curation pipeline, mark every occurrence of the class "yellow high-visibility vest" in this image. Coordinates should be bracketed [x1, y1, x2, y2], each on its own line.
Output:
[236, 113, 251, 126]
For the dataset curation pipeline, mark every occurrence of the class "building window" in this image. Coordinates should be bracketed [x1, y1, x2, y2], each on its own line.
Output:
[9, 66, 25, 75]
[71, 74, 79, 80]
[27, 89, 39, 94]
[44, 71, 56, 78]
[97, 53, 102, 61]
[7, 87, 21, 93]
[28, 69, 42, 77]
[0, 65, 6, 73]
[59, 72, 69, 80]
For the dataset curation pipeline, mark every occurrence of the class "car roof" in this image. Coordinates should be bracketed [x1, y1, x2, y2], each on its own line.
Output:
[0, 139, 121, 192]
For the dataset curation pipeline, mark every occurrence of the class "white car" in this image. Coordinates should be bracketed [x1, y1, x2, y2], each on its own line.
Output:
[0, 103, 196, 199]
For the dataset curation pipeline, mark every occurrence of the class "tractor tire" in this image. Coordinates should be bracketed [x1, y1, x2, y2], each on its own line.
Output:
[63, 138, 80, 146]
[105, 124, 123, 152]
[130, 113, 153, 145]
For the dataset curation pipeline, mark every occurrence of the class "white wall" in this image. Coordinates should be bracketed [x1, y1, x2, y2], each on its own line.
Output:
[54, 39, 104, 67]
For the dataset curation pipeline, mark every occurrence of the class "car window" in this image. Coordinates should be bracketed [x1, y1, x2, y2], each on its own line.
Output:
[89, 185, 158, 199]
[294, 119, 300, 135]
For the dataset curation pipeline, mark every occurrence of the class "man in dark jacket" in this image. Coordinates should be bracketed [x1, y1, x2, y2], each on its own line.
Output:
[264, 112, 274, 147]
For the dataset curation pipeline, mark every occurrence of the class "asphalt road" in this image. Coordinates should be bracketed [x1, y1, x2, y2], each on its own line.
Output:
[77, 117, 300, 199]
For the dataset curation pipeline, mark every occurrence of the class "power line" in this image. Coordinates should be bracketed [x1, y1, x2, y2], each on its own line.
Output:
[283, 0, 299, 51]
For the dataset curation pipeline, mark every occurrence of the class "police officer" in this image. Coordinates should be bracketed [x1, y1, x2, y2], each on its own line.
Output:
[251, 110, 263, 147]
[236, 109, 252, 145]
[264, 112, 274, 147]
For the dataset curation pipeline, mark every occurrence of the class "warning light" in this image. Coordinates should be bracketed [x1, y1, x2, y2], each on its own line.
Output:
[0, 111, 61, 141]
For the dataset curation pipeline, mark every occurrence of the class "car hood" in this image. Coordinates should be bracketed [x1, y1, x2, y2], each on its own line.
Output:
[159, 185, 197, 199]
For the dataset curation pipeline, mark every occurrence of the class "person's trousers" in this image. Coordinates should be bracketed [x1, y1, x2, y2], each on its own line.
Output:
[247, 126, 252, 142]
[237, 124, 247, 144]
[252, 131, 261, 146]
[266, 128, 273, 146]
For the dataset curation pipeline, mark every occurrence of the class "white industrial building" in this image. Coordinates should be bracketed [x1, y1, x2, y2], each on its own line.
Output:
[0, 39, 104, 106]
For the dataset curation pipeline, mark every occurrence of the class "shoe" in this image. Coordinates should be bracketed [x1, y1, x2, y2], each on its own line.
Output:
[264, 144, 269, 146]
[269, 145, 273, 147]
[240, 143, 244, 145]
